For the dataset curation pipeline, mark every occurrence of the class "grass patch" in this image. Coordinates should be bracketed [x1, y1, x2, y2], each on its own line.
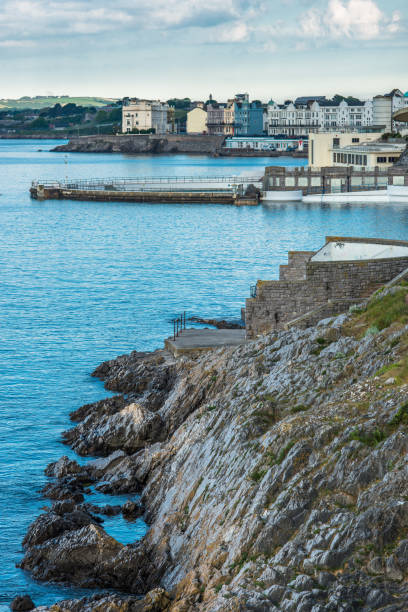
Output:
[375, 362, 401, 376]
[349, 428, 386, 447]
[275, 440, 295, 464]
[365, 289, 408, 331]
[290, 404, 309, 414]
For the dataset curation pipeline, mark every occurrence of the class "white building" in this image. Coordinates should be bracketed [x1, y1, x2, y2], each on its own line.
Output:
[373, 89, 406, 132]
[122, 99, 171, 134]
[224, 136, 303, 152]
[266, 97, 372, 137]
[332, 142, 405, 170]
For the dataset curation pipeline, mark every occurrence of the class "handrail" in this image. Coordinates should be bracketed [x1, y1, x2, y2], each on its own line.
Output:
[32, 175, 263, 189]
[172, 312, 186, 340]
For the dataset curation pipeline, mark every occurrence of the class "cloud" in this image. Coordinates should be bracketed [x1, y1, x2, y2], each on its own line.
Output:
[0, 0, 264, 45]
[213, 21, 249, 43]
[300, 0, 400, 41]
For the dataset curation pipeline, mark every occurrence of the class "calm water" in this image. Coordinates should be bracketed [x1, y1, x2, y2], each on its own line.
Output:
[1, 140, 408, 607]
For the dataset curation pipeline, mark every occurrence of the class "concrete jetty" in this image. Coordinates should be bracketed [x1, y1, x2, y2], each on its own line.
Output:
[164, 328, 246, 356]
[30, 176, 262, 206]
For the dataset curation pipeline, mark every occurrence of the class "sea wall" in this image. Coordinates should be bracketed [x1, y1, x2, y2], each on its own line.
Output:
[52, 134, 226, 155]
[246, 237, 408, 337]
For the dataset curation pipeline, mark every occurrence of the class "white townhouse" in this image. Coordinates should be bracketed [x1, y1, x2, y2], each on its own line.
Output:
[122, 99, 171, 134]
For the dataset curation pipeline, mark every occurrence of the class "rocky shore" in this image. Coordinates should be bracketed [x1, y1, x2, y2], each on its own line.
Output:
[18, 285, 408, 611]
[52, 134, 226, 155]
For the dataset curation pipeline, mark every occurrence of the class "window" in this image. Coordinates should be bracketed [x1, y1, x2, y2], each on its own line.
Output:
[333, 137, 340, 148]
[393, 176, 405, 186]
[352, 138, 359, 143]
[377, 157, 386, 163]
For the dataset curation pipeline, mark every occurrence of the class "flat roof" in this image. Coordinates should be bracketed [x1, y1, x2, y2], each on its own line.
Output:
[332, 142, 405, 154]
[312, 237, 408, 262]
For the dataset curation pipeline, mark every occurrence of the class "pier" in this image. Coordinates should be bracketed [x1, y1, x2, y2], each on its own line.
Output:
[30, 176, 262, 206]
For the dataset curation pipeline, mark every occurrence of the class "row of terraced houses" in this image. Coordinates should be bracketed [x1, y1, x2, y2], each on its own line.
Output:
[122, 89, 408, 137]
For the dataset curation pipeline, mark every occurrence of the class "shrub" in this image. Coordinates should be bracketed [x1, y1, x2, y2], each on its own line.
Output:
[291, 404, 309, 413]
[249, 468, 267, 482]
[389, 403, 408, 427]
[349, 428, 386, 447]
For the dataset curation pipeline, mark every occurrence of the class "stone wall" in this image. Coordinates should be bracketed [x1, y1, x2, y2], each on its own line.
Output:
[245, 237, 408, 338]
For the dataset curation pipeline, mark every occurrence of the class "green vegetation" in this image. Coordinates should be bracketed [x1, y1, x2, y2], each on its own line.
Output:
[290, 404, 309, 414]
[0, 99, 122, 137]
[365, 289, 408, 331]
[310, 336, 333, 355]
[375, 362, 401, 376]
[275, 440, 295, 464]
[0, 95, 114, 110]
[389, 402, 408, 427]
[349, 428, 386, 447]
[249, 468, 267, 482]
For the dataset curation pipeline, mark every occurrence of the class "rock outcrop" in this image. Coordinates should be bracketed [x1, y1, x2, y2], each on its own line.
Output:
[21, 285, 408, 611]
[52, 134, 226, 155]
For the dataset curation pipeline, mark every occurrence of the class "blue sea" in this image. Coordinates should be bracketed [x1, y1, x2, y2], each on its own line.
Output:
[1, 139, 408, 608]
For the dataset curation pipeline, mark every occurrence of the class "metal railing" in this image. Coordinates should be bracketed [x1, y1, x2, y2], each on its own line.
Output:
[172, 312, 186, 341]
[31, 175, 263, 191]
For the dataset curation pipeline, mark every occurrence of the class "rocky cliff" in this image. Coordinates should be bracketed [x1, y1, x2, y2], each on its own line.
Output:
[20, 286, 408, 612]
[52, 134, 226, 155]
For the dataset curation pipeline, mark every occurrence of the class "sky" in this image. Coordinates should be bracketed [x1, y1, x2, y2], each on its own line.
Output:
[0, 0, 407, 102]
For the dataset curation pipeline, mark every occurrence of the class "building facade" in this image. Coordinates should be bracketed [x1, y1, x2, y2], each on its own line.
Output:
[122, 99, 171, 134]
[186, 107, 207, 134]
[332, 142, 405, 169]
[308, 132, 382, 167]
[233, 93, 264, 136]
[206, 102, 235, 135]
[267, 98, 373, 137]
[373, 89, 407, 132]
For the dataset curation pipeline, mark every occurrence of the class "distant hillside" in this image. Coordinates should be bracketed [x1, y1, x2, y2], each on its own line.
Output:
[0, 96, 117, 110]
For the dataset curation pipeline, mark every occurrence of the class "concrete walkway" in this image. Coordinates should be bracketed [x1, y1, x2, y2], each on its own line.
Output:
[164, 328, 246, 356]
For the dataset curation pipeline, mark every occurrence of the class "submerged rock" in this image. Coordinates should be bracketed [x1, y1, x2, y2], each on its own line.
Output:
[10, 595, 35, 611]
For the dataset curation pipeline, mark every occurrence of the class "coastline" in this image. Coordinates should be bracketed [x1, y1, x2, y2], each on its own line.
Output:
[18, 286, 408, 611]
